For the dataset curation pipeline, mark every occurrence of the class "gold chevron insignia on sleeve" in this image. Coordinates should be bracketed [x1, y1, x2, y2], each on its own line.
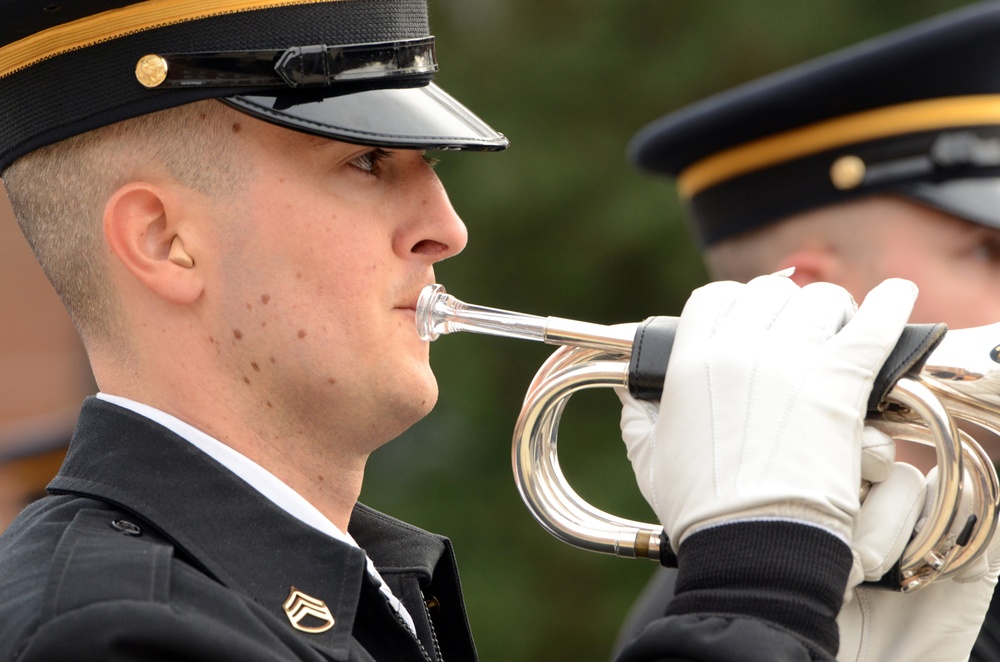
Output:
[283, 586, 336, 633]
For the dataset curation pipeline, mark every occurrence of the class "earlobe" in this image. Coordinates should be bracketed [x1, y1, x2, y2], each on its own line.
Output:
[103, 183, 203, 304]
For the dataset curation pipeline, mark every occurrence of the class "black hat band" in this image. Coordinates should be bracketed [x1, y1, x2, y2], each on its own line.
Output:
[134, 37, 437, 90]
[686, 125, 1000, 247]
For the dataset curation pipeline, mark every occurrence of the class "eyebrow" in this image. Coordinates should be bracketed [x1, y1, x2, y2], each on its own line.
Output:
[301, 134, 358, 154]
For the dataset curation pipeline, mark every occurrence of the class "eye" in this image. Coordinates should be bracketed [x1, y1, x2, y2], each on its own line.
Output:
[969, 233, 1000, 266]
[348, 148, 392, 176]
[423, 153, 440, 168]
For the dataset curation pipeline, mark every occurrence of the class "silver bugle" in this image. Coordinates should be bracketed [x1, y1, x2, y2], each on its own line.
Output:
[417, 284, 1000, 592]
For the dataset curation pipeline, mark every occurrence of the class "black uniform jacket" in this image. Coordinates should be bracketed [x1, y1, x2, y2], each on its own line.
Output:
[0, 398, 475, 661]
[0, 398, 849, 662]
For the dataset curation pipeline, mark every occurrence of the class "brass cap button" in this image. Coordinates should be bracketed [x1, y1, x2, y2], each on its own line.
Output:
[829, 155, 866, 190]
[135, 54, 168, 88]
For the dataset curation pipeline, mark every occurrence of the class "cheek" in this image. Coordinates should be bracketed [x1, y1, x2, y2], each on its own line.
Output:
[908, 283, 1000, 328]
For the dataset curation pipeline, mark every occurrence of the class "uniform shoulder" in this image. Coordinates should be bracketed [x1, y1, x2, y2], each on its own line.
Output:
[1, 496, 323, 661]
[0, 495, 180, 658]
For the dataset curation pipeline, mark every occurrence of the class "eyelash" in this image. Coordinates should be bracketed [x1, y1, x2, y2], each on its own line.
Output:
[349, 148, 392, 176]
[348, 149, 440, 177]
[972, 235, 1000, 262]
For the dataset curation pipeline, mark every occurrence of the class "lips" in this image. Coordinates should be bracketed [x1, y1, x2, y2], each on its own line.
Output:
[397, 280, 436, 312]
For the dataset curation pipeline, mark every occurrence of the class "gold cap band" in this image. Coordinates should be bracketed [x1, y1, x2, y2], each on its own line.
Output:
[677, 95, 1000, 199]
[0, 0, 331, 79]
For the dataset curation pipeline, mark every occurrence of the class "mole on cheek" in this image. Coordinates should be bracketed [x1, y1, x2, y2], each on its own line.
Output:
[251, 362, 260, 372]
[261, 294, 271, 304]
[233, 329, 243, 340]
[298, 330, 307, 339]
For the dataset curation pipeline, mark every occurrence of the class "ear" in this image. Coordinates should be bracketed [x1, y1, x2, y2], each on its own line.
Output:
[103, 183, 204, 305]
[775, 246, 842, 288]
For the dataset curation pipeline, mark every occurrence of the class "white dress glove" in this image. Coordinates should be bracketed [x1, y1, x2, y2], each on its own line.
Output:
[845, 441, 926, 593]
[619, 399, 918, 584]
[837, 465, 1000, 662]
[621, 275, 917, 549]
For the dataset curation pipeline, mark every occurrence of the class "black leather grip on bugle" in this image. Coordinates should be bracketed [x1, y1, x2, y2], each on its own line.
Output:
[627, 318, 948, 404]
[627, 317, 680, 401]
[867, 323, 948, 412]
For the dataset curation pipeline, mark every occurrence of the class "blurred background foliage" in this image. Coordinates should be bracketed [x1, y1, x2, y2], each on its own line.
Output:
[358, 1, 979, 660]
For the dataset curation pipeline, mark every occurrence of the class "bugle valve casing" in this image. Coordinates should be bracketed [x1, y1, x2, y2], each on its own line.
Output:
[416, 284, 1000, 592]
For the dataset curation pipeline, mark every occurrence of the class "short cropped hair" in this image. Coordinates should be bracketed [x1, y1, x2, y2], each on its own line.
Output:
[703, 196, 886, 282]
[2, 100, 245, 347]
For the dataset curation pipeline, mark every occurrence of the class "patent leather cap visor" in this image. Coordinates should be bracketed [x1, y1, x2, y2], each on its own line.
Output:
[896, 178, 1000, 230]
[222, 83, 508, 151]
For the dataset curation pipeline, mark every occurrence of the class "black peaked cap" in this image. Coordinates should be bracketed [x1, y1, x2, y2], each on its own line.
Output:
[0, 0, 508, 172]
[629, 2, 1000, 247]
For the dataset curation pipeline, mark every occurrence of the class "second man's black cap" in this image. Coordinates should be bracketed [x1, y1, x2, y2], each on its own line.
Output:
[0, 0, 508, 172]
[629, 1, 1000, 248]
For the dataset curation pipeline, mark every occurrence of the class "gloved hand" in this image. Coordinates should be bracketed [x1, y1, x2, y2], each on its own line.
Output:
[620, 275, 917, 549]
[837, 464, 1000, 662]
[619, 397, 920, 585]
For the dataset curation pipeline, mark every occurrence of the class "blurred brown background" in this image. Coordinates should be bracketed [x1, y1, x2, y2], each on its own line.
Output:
[0, 191, 92, 530]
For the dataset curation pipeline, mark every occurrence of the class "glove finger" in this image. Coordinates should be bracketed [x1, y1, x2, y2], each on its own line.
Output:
[766, 281, 856, 346]
[861, 427, 896, 483]
[673, 280, 746, 343]
[717, 273, 800, 337]
[616, 387, 659, 508]
[616, 387, 658, 462]
[855, 462, 926, 581]
[825, 278, 917, 373]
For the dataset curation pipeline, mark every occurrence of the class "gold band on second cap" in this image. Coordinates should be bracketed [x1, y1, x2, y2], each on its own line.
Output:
[677, 95, 1000, 199]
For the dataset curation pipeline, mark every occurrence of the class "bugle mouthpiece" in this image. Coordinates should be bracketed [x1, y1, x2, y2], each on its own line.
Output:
[416, 283, 548, 342]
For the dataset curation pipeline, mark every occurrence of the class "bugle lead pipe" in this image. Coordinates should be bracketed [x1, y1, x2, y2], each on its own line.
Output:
[417, 283, 635, 352]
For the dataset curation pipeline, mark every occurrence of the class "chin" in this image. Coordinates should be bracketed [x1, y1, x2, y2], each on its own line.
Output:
[376, 390, 438, 448]
[393, 368, 439, 424]
[412, 375, 439, 418]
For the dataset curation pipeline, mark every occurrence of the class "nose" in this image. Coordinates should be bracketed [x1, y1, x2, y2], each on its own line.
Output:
[394, 164, 468, 263]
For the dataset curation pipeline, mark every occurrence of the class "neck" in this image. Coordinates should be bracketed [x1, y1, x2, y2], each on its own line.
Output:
[95, 375, 371, 534]
[89, 308, 395, 533]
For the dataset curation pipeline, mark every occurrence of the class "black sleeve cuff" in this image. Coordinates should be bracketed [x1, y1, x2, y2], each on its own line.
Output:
[666, 520, 852, 658]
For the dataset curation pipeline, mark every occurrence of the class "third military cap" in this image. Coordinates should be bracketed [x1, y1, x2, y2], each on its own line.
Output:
[0, 0, 508, 172]
[629, 1, 1000, 247]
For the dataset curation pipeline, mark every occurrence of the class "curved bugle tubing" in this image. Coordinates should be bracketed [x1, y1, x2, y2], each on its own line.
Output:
[417, 285, 1000, 592]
